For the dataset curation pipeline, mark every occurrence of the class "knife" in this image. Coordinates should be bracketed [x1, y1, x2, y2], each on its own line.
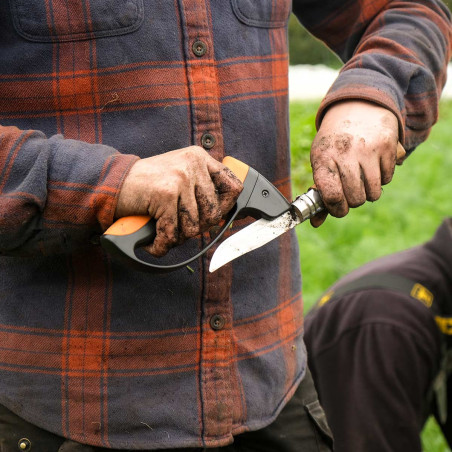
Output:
[209, 142, 406, 273]
[209, 187, 323, 272]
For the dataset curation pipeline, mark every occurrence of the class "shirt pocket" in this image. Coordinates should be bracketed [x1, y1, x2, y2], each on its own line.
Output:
[231, 0, 291, 28]
[9, 0, 144, 42]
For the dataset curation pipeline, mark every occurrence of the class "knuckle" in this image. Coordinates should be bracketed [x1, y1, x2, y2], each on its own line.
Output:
[160, 181, 180, 199]
[191, 145, 205, 153]
[312, 163, 339, 183]
[187, 145, 206, 159]
[311, 134, 333, 154]
[311, 151, 329, 167]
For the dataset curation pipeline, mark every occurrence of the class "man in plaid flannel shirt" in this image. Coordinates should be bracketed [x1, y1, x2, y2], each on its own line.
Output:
[0, 1, 450, 451]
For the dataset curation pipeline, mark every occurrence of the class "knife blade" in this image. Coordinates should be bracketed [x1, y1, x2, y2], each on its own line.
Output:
[209, 188, 324, 272]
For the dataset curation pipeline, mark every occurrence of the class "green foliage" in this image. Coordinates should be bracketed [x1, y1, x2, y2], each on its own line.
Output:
[422, 418, 451, 452]
[288, 15, 341, 68]
[289, 100, 452, 451]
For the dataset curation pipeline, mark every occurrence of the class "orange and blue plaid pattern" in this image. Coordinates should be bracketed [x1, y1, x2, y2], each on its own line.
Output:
[0, 0, 450, 449]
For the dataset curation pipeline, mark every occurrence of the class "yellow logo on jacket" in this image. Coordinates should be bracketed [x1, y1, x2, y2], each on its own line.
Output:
[410, 283, 434, 307]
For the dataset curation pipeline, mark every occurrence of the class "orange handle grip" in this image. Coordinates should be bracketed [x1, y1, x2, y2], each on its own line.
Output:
[104, 215, 152, 237]
[222, 156, 249, 183]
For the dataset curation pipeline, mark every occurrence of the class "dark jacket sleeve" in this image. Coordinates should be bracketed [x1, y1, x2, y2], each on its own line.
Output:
[0, 125, 138, 256]
[293, 0, 452, 152]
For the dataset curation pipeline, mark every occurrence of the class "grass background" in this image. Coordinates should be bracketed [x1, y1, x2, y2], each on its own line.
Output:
[289, 100, 452, 451]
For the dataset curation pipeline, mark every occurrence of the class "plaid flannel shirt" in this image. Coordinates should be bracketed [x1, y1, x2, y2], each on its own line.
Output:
[0, 0, 450, 449]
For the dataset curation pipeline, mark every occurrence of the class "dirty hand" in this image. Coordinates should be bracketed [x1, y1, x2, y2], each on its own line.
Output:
[310, 100, 401, 227]
[115, 146, 243, 256]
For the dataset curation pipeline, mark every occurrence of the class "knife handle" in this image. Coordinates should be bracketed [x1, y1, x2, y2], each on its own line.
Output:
[292, 189, 324, 222]
[396, 142, 406, 165]
[100, 156, 290, 272]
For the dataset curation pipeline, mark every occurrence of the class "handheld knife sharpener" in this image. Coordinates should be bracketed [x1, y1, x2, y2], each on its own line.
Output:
[100, 157, 291, 272]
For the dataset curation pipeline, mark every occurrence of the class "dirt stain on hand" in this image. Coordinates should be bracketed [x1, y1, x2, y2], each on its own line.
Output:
[334, 133, 353, 154]
[313, 133, 353, 155]
[316, 135, 333, 152]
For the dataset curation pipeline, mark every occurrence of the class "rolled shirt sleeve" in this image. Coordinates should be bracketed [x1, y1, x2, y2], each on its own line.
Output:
[0, 125, 138, 255]
[293, 0, 452, 153]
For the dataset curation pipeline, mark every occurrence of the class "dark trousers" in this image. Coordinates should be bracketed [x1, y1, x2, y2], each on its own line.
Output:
[0, 369, 332, 452]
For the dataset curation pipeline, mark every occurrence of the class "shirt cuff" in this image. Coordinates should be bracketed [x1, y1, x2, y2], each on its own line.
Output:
[94, 152, 140, 231]
[315, 68, 406, 145]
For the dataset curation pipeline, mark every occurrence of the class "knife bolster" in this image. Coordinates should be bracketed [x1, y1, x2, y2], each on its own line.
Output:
[292, 189, 324, 222]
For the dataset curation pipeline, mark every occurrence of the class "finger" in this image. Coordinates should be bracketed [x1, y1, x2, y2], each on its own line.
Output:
[178, 190, 200, 242]
[360, 162, 382, 202]
[148, 212, 179, 257]
[338, 161, 367, 208]
[310, 210, 329, 228]
[312, 158, 349, 218]
[380, 146, 397, 186]
[195, 183, 222, 231]
[208, 162, 243, 215]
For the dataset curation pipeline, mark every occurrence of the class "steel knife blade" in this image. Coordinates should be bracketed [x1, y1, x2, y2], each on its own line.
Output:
[209, 188, 324, 272]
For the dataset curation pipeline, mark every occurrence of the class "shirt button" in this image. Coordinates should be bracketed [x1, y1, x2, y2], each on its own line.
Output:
[201, 133, 216, 150]
[18, 439, 31, 451]
[210, 314, 225, 331]
[192, 40, 208, 57]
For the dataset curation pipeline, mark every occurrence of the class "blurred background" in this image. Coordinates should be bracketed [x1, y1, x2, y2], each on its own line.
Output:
[287, 3, 452, 451]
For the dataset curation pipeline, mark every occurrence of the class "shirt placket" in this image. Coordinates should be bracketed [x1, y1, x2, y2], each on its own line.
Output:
[179, 1, 224, 161]
[177, 0, 237, 444]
